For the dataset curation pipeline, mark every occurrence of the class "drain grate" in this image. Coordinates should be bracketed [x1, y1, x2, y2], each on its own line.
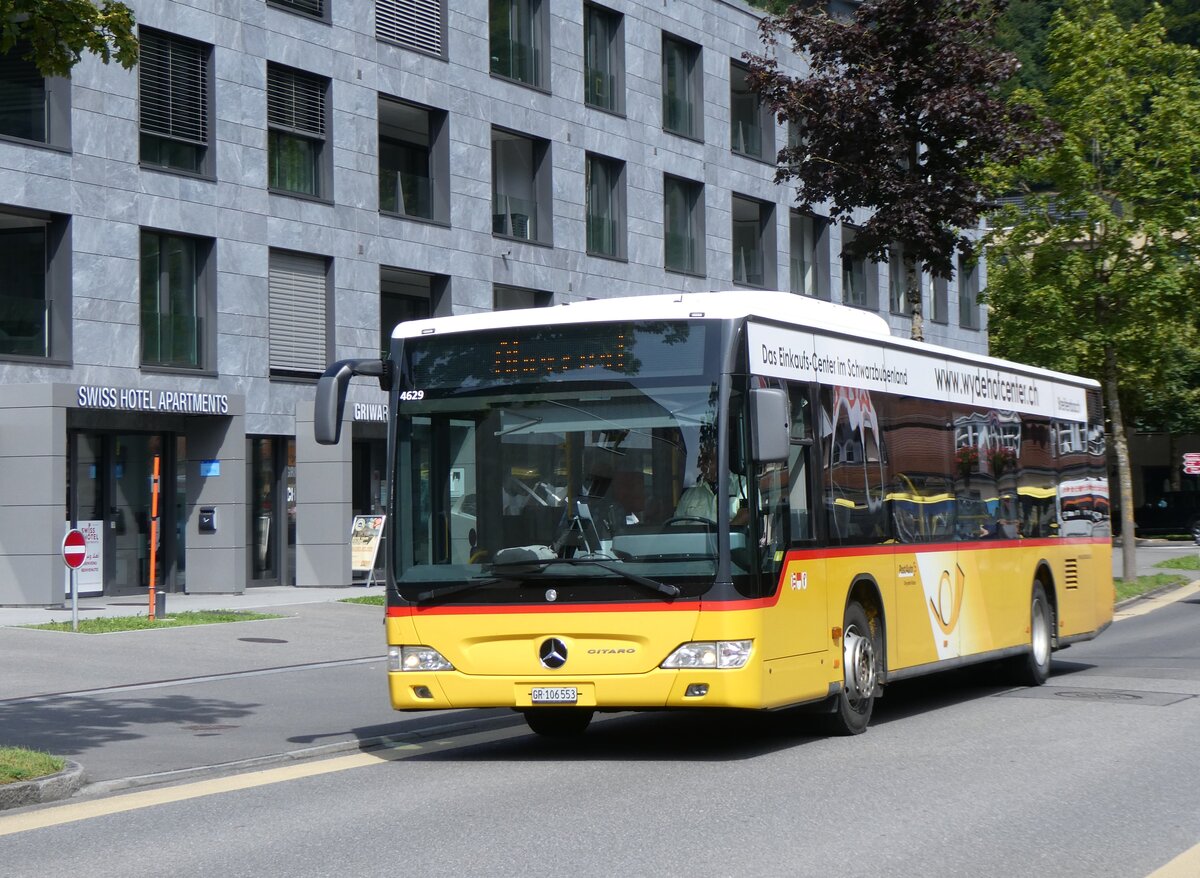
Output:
[1003, 686, 1195, 707]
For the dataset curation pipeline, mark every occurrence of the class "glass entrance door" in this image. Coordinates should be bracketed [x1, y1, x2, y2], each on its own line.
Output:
[250, 436, 297, 586]
[68, 430, 180, 595]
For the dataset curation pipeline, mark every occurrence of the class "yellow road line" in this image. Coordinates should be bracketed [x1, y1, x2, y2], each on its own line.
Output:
[0, 747, 411, 838]
[1146, 841, 1200, 878]
[1115, 581, 1199, 620]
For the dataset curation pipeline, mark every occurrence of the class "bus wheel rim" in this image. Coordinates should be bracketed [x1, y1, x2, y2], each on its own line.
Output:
[844, 624, 876, 706]
[1032, 597, 1050, 667]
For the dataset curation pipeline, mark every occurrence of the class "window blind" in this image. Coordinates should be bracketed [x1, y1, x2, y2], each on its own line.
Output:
[377, 0, 444, 57]
[139, 31, 208, 145]
[267, 66, 325, 137]
[268, 251, 328, 374]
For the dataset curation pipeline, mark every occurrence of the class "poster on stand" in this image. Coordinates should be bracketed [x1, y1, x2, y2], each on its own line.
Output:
[350, 515, 386, 574]
[64, 520, 104, 597]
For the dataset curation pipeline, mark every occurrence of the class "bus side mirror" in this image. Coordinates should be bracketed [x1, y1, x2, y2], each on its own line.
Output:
[315, 358, 390, 445]
[749, 387, 790, 463]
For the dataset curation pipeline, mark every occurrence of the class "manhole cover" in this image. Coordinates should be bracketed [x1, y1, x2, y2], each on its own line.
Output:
[1053, 690, 1143, 702]
[238, 637, 288, 644]
[1003, 686, 1194, 707]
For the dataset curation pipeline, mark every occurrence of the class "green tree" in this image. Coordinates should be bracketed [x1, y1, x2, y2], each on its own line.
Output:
[0, 0, 137, 77]
[744, 0, 1047, 342]
[986, 0, 1200, 578]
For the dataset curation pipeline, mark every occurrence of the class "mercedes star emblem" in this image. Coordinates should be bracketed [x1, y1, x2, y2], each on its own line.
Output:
[539, 638, 568, 669]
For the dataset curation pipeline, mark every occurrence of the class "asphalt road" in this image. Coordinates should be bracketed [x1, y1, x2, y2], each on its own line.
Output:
[2, 587, 1198, 877]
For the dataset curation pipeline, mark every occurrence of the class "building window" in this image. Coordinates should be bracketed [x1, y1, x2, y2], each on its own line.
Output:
[730, 61, 771, 160]
[889, 244, 915, 316]
[732, 194, 774, 288]
[790, 211, 829, 299]
[379, 96, 447, 223]
[584, 4, 623, 114]
[958, 254, 981, 329]
[140, 231, 210, 369]
[931, 276, 949, 324]
[494, 284, 552, 310]
[586, 153, 625, 259]
[842, 225, 872, 309]
[492, 128, 550, 244]
[267, 65, 328, 199]
[377, 0, 445, 57]
[139, 30, 211, 175]
[491, 0, 547, 89]
[0, 41, 69, 146]
[664, 175, 704, 276]
[0, 209, 67, 359]
[381, 267, 445, 353]
[269, 0, 325, 19]
[268, 250, 329, 376]
[662, 35, 702, 140]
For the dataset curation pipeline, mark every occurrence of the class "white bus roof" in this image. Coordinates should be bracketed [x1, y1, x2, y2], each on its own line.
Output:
[392, 291, 891, 339]
[391, 290, 1098, 392]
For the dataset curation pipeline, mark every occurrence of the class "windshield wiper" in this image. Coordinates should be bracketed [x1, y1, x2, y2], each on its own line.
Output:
[490, 557, 680, 598]
[415, 576, 502, 602]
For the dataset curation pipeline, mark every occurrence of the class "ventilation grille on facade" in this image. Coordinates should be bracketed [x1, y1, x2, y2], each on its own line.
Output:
[1065, 558, 1079, 588]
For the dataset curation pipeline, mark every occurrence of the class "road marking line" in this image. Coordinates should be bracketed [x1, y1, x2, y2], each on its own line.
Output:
[1146, 841, 1200, 878]
[0, 748, 408, 838]
[1114, 581, 1198, 620]
[0, 721, 532, 838]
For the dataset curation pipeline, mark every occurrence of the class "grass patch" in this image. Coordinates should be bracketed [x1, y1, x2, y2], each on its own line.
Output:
[25, 610, 281, 634]
[340, 595, 385, 606]
[0, 747, 65, 785]
[1153, 554, 1200, 571]
[1114, 573, 1189, 603]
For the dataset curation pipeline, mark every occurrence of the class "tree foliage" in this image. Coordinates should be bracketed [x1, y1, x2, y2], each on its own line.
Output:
[985, 0, 1200, 575]
[0, 0, 137, 78]
[744, 0, 1047, 340]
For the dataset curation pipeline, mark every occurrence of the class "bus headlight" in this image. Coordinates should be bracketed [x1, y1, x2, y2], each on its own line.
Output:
[389, 646, 454, 672]
[661, 640, 753, 669]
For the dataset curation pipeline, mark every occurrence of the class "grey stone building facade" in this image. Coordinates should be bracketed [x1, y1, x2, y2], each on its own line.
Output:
[0, 0, 987, 606]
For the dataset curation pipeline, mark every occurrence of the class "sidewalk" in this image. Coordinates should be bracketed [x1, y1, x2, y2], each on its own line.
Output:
[0, 584, 379, 628]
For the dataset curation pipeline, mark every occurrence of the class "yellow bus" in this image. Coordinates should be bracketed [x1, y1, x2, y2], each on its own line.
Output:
[315, 292, 1112, 736]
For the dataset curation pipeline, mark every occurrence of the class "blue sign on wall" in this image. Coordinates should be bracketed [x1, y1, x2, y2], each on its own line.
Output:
[200, 460, 221, 477]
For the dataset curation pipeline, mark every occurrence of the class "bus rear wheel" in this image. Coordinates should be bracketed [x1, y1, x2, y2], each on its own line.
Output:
[824, 600, 880, 736]
[523, 708, 594, 737]
[1012, 582, 1053, 686]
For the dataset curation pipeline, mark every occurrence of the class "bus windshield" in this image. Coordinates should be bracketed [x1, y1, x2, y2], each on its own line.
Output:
[390, 321, 747, 599]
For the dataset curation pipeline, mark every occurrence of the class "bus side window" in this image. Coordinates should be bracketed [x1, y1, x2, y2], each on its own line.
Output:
[787, 384, 814, 542]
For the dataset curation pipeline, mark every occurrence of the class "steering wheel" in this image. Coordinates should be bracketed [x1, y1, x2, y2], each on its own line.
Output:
[662, 515, 716, 531]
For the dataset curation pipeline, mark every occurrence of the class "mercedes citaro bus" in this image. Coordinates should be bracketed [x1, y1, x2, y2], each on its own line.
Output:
[315, 292, 1112, 736]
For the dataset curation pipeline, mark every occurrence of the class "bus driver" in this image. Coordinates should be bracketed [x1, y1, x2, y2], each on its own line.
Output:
[675, 444, 748, 525]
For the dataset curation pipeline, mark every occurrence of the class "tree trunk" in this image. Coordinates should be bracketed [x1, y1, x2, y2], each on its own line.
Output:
[1168, 433, 1180, 492]
[1104, 345, 1136, 583]
[906, 254, 924, 342]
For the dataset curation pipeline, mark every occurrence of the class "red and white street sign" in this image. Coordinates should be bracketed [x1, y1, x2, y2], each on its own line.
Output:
[62, 528, 87, 570]
[1184, 452, 1200, 476]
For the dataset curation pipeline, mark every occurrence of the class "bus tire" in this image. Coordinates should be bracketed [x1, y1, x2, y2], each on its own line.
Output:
[1012, 582, 1053, 686]
[824, 600, 880, 736]
[523, 708, 594, 737]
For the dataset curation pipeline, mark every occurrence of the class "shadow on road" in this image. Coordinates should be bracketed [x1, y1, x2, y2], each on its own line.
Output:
[296, 661, 1086, 763]
[0, 694, 260, 757]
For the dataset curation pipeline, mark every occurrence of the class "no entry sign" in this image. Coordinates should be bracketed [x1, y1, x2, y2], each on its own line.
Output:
[62, 528, 87, 570]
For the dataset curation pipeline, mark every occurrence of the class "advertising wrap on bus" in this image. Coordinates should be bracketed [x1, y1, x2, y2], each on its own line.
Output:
[747, 323, 1088, 422]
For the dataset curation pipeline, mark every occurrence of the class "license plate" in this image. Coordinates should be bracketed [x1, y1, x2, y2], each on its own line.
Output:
[531, 686, 578, 704]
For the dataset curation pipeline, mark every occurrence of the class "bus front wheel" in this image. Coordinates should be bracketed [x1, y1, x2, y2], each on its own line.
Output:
[825, 600, 880, 736]
[1012, 582, 1053, 686]
[523, 708, 594, 737]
